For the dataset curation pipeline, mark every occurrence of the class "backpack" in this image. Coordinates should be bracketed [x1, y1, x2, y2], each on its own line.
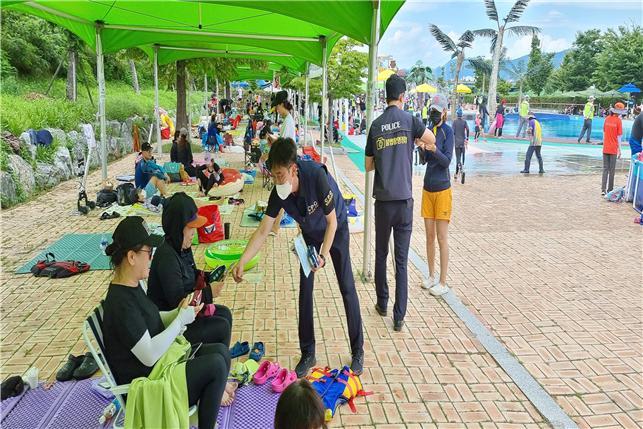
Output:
[116, 183, 136, 206]
[96, 189, 117, 208]
[30, 253, 90, 278]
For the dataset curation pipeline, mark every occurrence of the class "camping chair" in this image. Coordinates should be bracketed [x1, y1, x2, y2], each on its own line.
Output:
[260, 160, 273, 191]
[83, 299, 197, 429]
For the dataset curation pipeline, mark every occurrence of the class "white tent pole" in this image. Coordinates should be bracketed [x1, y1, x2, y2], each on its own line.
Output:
[363, 0, 381, 280]
[320, 36, 328, 163]
[204, 74, 208, 116]
[304, 63, 310, 146]
[95, 23, 107, 180]
[153, 45, 162, 154]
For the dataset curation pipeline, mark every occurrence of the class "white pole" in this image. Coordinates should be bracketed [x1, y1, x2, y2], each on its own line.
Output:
[304, 63, 310, 146]
[204, 74, 208, 116]
[153, 45, 162, 154]
[363, 1, 381, 280]
[95, 24, 107, 180]
[320, 36, 328, 162]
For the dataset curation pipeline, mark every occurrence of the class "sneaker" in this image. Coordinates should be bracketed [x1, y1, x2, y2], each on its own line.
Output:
[294, 353, 316, 378]
[601, 191, 606, 196]
[72, 353, 99, 380]
[374, 303, 387, 317]
[520, 170, 529, 174]
[429, 283, 450, 297]
[421, 275, 439, 290]
[393, 320, 405, 332]
[539, 170, 545, 174]
[350, 351, 364, 376]
[56, 355, 83, 382]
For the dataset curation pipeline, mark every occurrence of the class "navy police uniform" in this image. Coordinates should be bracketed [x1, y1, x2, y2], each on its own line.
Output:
[265, 160, 363, 356]
[365, 105, 426, 322]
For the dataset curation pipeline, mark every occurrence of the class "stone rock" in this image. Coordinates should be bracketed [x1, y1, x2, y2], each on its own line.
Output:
[7, 154, 35, 196]
[47, 128, 67, 149]
[2, 131, 21, 154]
[0, 171, 17, 206]
[34, 161, 67, 190]
[108, 120, 122, 139]
[19, 131, 36, 159]
[53, 146, 74, 180]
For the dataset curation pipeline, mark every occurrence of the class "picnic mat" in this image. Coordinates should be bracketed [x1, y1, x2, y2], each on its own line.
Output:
[1, 377, 280, 429]
[240, 209, 297, 228]
[15, 234, 112, 274]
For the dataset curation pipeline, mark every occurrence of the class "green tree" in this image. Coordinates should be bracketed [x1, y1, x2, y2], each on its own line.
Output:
[557, 29, 603, 91]
[504, 58, 528, 103]
[525, 34, 554, 95]
[593, 25, 643, 91]
[473, 0, 540, 115]
[429, 25, 475, 117]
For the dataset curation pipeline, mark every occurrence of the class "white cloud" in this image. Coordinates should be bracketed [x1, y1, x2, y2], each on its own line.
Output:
[506, 34, 571, 58]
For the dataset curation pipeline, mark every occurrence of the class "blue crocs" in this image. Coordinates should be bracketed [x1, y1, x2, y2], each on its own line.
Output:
[230, 341, 250, 359]
[248, 342, 265, 361]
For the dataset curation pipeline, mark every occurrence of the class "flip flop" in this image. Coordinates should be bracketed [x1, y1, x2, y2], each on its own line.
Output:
[229, 341, 250, 359]
[231, 359, 260, 385]
[249, 342, 265, 361]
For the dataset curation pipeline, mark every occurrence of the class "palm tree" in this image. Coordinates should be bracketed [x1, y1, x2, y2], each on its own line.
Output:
[429, 25, 474, 118]
[504, 59, 528, 107]
[468, 48, 508, 92]
[473, 0, 539, 115]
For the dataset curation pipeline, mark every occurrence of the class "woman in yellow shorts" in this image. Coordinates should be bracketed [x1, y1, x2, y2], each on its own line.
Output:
[419, 94, 454, 296]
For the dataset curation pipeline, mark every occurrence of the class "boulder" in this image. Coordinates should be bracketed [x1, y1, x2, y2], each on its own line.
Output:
[34, 161, 67, 190]
[19, 131, 36, 159]
[0, 171, 17, 206]
[53, 146, 74, 180]
[7, 154, 35, 195]
[47, 128, 67, 149]
[2, 131, 21, 154]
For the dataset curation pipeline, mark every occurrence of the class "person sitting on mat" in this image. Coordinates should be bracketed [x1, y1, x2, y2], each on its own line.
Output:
[174, 128, 197, 177]
[135, 142, 170, 199]
[102, 216, 235, 429]
[147, 193, 233, 348]
[232, 138, 364, 378]
[196, 159, 225, 197]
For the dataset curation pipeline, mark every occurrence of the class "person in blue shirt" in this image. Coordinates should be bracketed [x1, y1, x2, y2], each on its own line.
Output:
[419, 93, 454, 297]
[134, 143, 170, 200]
[232, 138, 364, 378]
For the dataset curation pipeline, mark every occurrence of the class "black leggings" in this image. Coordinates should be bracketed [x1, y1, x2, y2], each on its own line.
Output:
[455, 147, 465, 167]
[186, 343, 230, 429]
[197, 165, 224, 195]
[183, 305, 233, 348]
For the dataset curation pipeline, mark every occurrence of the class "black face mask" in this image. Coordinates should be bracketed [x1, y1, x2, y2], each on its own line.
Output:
[428, 110, 442, 128]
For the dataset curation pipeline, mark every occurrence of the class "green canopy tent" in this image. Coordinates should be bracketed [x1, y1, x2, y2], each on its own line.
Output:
[2, 0, 406, 280]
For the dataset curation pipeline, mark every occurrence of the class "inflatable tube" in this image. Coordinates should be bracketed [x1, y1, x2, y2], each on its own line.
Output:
[204, 239, 260, 270]
[205, 168, 244, 197]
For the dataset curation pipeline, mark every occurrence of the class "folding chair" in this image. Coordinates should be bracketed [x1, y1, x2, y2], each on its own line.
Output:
[83, 300, 197, 428]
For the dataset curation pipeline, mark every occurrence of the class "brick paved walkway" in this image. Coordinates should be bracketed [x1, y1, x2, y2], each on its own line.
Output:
[0, 142, 640, 428]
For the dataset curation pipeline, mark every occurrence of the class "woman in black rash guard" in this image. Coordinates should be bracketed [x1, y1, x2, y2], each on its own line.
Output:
[147, 192, 233, 347]
[101, 216, 233, 429]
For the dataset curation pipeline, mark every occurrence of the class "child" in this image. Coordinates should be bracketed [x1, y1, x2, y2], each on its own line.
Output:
[274, 379, 327, 429]
[521, 112, 545, 174]
[196, 159, 225, 197]
[474, 113, 481, 142]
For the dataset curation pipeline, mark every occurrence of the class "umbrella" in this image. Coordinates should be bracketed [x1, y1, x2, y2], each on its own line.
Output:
[416, 83, 438, 93]
[377, 69, 396, 82]
[456, 84, 472, 94]
[617, 83, 641, 93]
[231, 81, 250, 89]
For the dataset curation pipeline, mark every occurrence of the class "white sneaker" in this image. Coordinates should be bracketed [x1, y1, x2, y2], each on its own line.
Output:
[421, 275, 439, 290]
[429, 283, 450, 296]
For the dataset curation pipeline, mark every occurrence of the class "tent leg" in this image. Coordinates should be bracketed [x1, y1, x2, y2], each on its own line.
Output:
[320, 36, 328, 163]
[304, 64, 310, 146]
[363, 1, 381, 281]
[96, 24, 107, 181]
[153, 45, 162, 154]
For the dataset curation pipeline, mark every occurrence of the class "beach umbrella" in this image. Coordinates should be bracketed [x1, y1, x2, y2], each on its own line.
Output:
[617, 83, 641, 93]
[456, 84, 472, 94]
[377, 69, 396, 82]
[416, 83, 438, 93]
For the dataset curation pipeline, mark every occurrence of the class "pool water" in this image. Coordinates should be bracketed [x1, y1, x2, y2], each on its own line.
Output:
[467, 114, 633, 141]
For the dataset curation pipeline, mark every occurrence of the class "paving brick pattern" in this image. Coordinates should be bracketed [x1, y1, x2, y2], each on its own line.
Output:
[0, 143, 640, 428]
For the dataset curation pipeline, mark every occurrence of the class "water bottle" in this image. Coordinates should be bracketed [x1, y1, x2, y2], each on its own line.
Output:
[100, 235, 109, 255]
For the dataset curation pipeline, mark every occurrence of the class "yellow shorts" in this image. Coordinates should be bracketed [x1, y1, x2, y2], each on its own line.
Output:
[421, 188, 452, 221]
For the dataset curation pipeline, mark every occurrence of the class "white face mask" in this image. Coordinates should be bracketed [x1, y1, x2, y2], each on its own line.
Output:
[275, 182, 292, 200]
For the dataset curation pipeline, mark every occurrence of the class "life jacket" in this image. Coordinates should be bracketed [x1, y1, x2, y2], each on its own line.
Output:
[307, 366, 372, 422]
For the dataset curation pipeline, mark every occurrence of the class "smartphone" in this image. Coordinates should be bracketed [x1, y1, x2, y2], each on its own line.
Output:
[307, 245, 320, 268]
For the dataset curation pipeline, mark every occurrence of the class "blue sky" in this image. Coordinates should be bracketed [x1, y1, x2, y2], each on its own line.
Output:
[378, 0, 643, 69]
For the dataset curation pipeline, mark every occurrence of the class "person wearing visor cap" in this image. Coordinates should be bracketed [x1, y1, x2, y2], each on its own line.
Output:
[148, 192, 234, 350]
[365, 74, 437, 332]
[578, 96, 596, 144]
[233, 137, 365, 378]
[601, 102, 625, 195]
[101, 216, 232, 429]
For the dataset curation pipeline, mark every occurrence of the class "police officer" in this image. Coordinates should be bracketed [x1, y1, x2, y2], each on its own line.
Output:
[365, 74, 436, 332]
[233, 138, 364, 377]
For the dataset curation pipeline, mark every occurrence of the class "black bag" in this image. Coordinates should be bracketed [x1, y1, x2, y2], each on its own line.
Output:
[116, 183, 135, 206]
[30, 253, 90, 278]
[96, 189, 117, 208]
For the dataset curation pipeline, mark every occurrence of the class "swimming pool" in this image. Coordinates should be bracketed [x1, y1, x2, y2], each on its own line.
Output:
[474, 114, 633, 141]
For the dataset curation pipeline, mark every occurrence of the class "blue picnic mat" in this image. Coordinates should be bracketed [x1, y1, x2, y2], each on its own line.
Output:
[15, 233, 113, 274]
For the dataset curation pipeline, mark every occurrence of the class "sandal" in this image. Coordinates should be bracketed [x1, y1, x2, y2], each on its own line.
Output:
[229, 341, 250, 359]
[253, 360, 280, 385]
[230, 359, 260, 385]
[249, 342, 265, 361]
[271, 368, 297, 393]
